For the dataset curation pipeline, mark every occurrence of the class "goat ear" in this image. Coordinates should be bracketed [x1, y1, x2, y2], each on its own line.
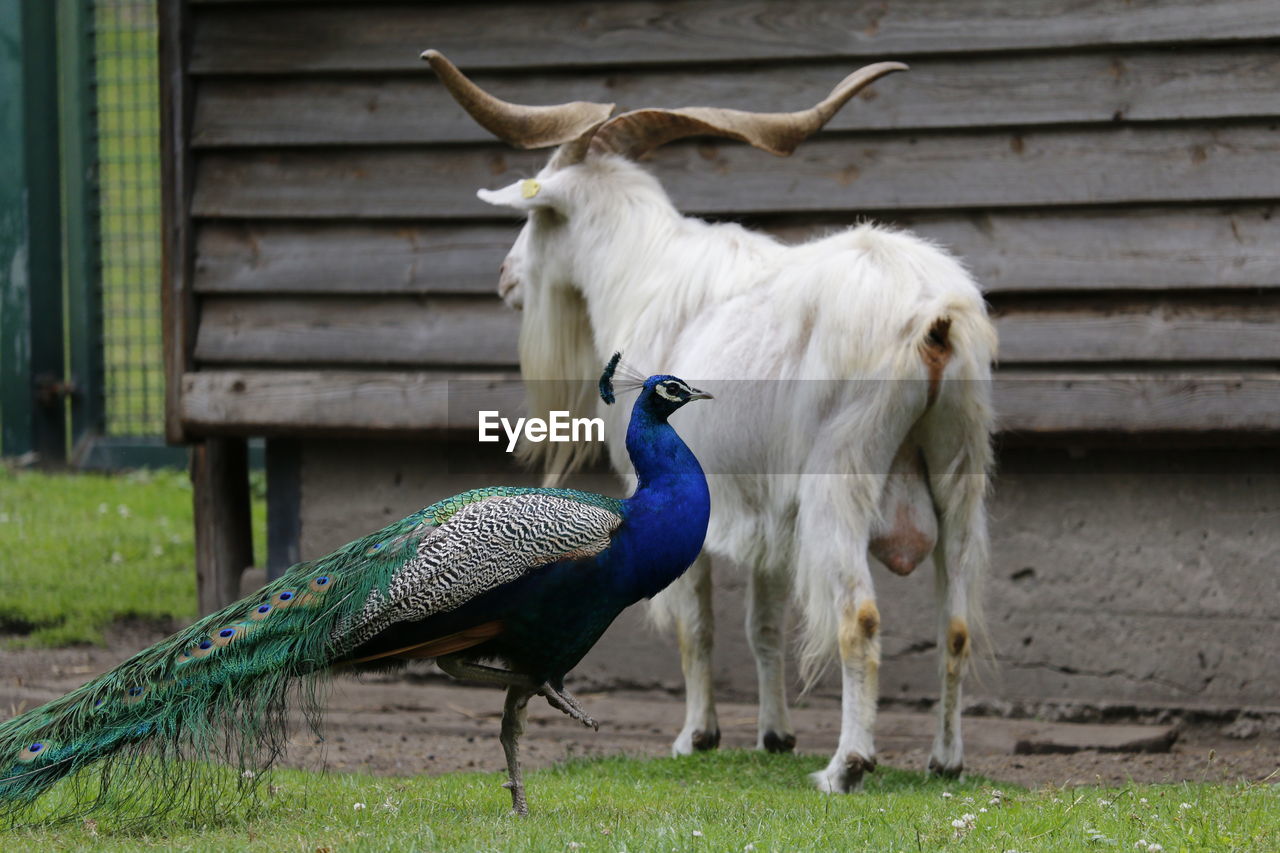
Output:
[477, 175, 566, 212]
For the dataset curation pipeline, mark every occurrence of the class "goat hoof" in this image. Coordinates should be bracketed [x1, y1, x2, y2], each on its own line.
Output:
[761, 731, 796, 754]
[811, 753, 876, 794]
[928, 756, 963, 779]
[691, 728, 721, 752]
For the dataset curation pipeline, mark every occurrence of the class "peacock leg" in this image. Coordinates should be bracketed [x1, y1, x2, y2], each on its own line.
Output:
[437, 655, 544, 815]
[500, 685, 535, 816]
[538, 683, 598, 730]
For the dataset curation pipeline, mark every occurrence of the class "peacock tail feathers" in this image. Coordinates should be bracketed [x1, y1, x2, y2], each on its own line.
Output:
[0, 485, 622, 824]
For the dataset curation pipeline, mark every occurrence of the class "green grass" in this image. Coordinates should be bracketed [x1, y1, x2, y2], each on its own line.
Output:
[0, 466, 265, 646]
[2, 752, 1276, 851]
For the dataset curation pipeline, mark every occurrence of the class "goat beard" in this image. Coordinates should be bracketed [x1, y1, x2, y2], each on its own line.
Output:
[516, 283, 604, 485]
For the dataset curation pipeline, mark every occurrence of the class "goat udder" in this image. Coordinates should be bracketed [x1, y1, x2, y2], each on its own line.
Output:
[870, 501, 935, 576]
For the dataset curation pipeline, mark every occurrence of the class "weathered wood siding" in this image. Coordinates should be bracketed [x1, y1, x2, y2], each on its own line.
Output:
[167, 0, 1280, 438]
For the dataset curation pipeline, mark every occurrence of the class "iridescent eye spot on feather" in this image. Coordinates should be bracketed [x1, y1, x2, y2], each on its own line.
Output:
[271, 590, 297, 608]
[123, 686, 146, 705]
[17, 742, 47, 763]
[213, 626, 240, 647]
[192, 638, 215, 659]
[309, 575, 332, 592]
[250, 603, 273, 621]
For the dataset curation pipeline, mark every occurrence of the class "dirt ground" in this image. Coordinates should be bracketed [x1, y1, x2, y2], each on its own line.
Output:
[3, 626, 1276, 790]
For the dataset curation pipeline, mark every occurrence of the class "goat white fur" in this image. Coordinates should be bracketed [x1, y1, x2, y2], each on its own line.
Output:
[479, 153, 996, 792]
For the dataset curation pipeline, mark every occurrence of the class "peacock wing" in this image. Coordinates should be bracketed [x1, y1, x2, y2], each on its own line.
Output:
[331, 490, 623, 656]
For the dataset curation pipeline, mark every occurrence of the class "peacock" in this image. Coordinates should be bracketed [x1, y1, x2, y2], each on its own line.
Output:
[0, 357, 712, 820]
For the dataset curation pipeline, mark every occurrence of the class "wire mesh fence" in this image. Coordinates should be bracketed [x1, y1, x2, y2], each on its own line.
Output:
[93, 0, 163, 437]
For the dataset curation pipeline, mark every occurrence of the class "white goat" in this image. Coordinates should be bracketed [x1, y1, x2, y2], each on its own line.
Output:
[426, 51, 996, 792]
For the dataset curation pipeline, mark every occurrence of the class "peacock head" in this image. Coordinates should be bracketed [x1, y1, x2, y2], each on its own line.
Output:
[599, 352, 711, 418]
[639, 375, 714, 419]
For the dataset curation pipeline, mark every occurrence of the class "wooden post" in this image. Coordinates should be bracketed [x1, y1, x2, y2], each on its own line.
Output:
[191, 437, 254, 613]
[158, 0, 196, 447]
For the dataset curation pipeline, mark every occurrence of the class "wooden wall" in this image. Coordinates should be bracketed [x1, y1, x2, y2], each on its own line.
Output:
[166, 0, 1280, 440]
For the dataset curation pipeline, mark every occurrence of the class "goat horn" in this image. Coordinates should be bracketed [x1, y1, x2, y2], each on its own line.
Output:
[590, 61, 908, 160]
[422, 50, 615, 149]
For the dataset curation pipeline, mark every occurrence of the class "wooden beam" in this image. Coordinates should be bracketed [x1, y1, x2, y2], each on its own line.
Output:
[188, 293, 1280, 367]
[179, 368, 1280, 435]
[192, 295, 519, 366]
[187, 1, 1280, 73]
[890, 206, 1280, 293]
[992, 297, 1280, 363]
[193, 207, 1280, 296]
[994, 372, 1280, 432]
[180, 369, 524, 434]
[191, 48, 1280, 147]
[195, 222, 515, 294]
[191, 123, 1280, 219]
[191, 436, 254, 613]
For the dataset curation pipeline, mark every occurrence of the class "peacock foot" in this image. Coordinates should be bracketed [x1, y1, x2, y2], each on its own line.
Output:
[538, 683, 598, 730]
[502, 779, 529, 817]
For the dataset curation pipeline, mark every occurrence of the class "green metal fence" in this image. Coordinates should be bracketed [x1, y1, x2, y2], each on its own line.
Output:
[0, 0, 170, 466]
[94, 0, 164, 439]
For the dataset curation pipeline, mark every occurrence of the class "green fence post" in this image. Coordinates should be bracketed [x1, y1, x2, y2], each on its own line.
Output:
[59, 0, 104, 461]
[0, 0, 67, 462]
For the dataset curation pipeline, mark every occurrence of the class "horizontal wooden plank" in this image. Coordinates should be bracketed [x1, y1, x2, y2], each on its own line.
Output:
[994, 372, 1280, 431]
[188, 1, 1280, 73]
[894, 207, 1280, 292]
[193, 293, 1280, 368]
[194, 296, 520, 366]
[194, 207, 1280, 296]
[195, 222, 514, 294]
[181, 368, 1280, 434]
[992, 297, 1280, 362]
[180, 369, 524, 434]
[191, 123, 1280, 219]
[192, 48, 1280, 147]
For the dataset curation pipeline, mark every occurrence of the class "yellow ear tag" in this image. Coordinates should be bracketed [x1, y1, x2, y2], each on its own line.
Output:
[520, 179, 541, 199]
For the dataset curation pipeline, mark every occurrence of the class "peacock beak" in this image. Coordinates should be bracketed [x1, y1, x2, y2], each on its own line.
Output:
[687, 388, 714, 401]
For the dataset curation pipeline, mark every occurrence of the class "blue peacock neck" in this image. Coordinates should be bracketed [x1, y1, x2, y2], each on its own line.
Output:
[618, 396, 711, 600]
